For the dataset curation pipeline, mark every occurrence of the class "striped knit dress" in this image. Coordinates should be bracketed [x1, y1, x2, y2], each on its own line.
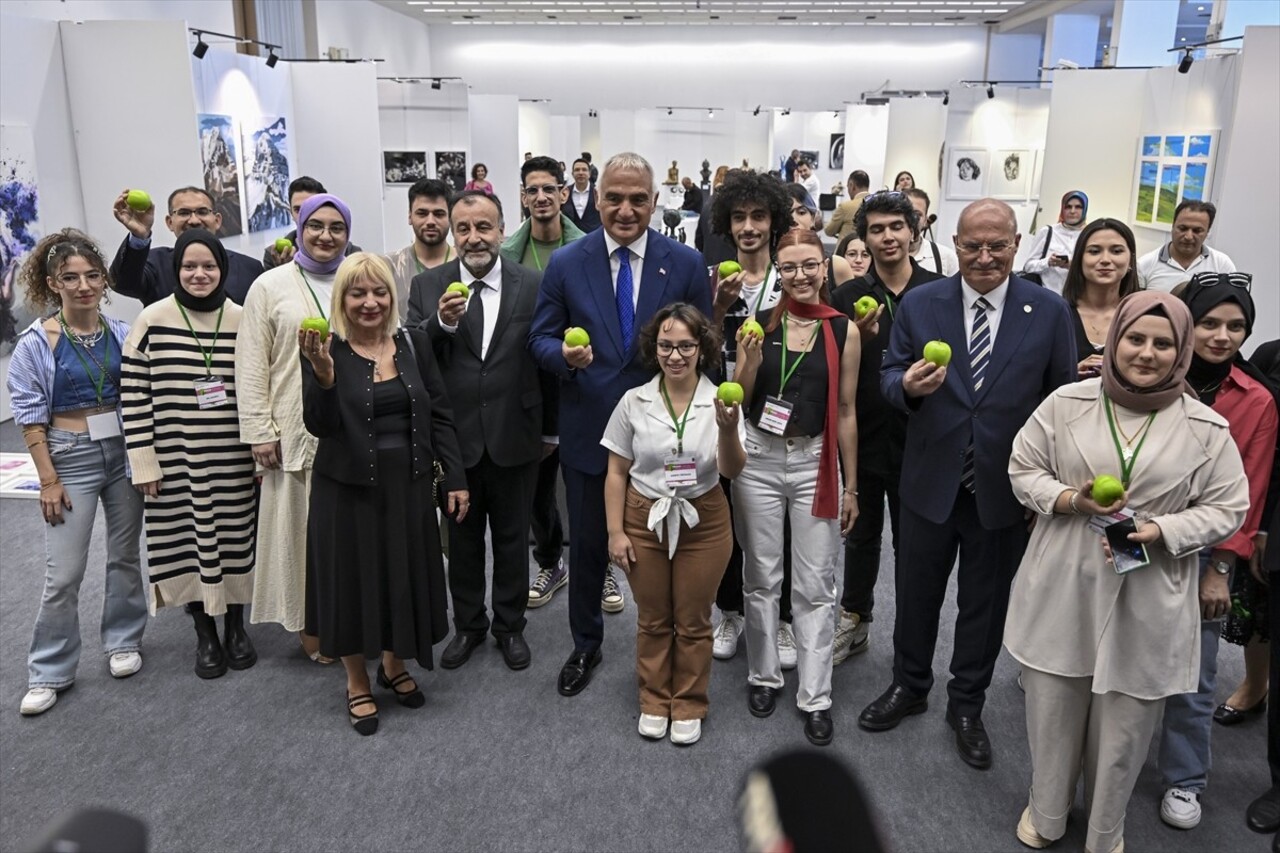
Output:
[121, 295, 256, 615]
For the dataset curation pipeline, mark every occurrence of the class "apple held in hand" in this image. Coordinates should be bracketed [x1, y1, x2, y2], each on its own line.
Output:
[740, 319, 765, 340]
[126, 190, 152, 212]
[274, 238, 293, 253]
[854, 295, 878, 318]
[564, 327, 591, 348]
[1091, 475, 1125, 506]
[717, 382, 744, 405]
[299, 317, 329, 338]
[922, 340, 952, 367]
[718, 260, 742, 278]
[446, 282, 470, 299]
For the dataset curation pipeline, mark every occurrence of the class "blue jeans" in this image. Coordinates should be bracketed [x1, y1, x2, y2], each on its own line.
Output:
[27, 428, 146, 688]
[1157, 553, 1221, 792]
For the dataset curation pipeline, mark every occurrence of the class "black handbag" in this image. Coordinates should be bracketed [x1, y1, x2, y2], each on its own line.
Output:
[1018, 225, 1053, 286]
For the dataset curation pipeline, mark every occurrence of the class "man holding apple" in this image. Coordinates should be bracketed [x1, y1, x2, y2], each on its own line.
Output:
[387, 178, 457, 321]
[860, 198, 1075, 770]
[111, 185, 263, 305]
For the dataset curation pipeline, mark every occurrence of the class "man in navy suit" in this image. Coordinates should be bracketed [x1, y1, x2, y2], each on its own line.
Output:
[529, 152, 713, 696]
[858, 199, 1076, 769]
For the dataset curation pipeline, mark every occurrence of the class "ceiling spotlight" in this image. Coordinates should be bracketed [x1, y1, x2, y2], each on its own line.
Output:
[707, 109, 714, 119]
[1178, 50, 1194, 73]
[753, 105, 761, 116]
[192, 32, 209, 59]
[431, 78, 442, 90]
[986, 83, 995, 99]
[265, 48, 278, 68]
[667, 108, 673, 115]
[942, 91, 950, 106]
[781, 108, 790, 116]
[833, 110, 840, 118]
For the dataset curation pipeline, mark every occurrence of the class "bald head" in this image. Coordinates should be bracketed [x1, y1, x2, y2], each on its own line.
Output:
[954, 198, 1021, 293]
[957, 199, 1017, 235]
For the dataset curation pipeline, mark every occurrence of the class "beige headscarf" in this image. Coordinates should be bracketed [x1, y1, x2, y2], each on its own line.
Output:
[1100, 290, 1196, 412]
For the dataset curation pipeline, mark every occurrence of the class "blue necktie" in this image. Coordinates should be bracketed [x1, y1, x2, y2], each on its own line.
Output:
[615, 247, 634, 350]
[961, 296, 992, 492]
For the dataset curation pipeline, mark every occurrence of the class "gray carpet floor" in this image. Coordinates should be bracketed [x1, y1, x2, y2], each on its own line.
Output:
[0, 418, 1269, 852]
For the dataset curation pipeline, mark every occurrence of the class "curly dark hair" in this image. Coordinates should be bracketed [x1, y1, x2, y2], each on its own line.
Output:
[1061, 218, 1141, 306]
[709, 170, 792, 249]
[854, 190, 920, 242]
[639, 302, 723, 375]
[19, 228, 111, 313]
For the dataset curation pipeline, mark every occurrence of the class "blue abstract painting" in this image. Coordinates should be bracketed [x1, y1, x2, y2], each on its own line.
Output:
[1, 124, 41, 352]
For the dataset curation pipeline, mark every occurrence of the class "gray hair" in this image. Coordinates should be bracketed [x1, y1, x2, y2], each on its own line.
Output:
[600, 152, 656, 191]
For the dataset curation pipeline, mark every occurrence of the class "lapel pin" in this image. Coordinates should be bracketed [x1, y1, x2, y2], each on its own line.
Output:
[659, 267, 667, 276]
[1023, 304, 1032, 313]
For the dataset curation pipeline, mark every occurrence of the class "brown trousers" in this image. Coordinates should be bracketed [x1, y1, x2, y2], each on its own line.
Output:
[624, 484, 733, 721]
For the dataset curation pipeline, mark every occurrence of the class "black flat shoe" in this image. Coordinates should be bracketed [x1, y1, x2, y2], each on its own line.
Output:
[946, 709, 992, 770]
[376, 664, 425, 709]
[347, 692, 378, 736]
[497, 634, 531, 671]
[1247, 787, 1280, 834]
[557, 649, 602, 696]
[440, 631, 486, 670]
[1214, 696, 1267, 726]
[858, 683, 927, 731]
[802, 709, 833, 746]
[749, 685, 779, 718]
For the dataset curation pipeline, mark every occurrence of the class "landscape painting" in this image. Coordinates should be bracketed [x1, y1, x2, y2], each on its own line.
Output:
[241, 116, 291, 233]
[197, 113, 242, 237]
[1163, 135, 1185, 157]
[1157, 164, 1182, 224]
[1131, 131, 1217, 231]
[1142, 136, 1162, 157]
[1182, 162, 1208, 202]
[1188, 134, 1212, 158]
[1135, 161, 1158, 222]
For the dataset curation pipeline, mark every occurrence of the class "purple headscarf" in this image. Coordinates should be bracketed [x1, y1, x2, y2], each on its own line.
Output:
[294, 194, 352, 275]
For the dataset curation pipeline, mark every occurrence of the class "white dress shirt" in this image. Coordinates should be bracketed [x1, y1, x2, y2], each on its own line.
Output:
[799, 173, 821, 202]
[602, 230, 646, 309]
[912, 239, 960, 277]
[437, 258, 503, 358]
[571, 184, 591, 217]
[961, 277, 1009, 344]
[1137, 242, 1236, 292]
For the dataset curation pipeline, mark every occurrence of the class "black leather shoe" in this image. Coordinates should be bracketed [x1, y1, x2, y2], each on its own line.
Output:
[748, 685, 779, 718]
[1214, 696, 1267, 726]
[440, 632, 486, 670]
[1247, 787, 1280, 834]
[191, 611, 227, 679]
[946, 709, 992, 769]
[803, 709, 833, 746]
[858, 683, 927, 731]
[497, 633, 531, 671]
[221, 604, 257, 670]
[557, 648, 602, 696]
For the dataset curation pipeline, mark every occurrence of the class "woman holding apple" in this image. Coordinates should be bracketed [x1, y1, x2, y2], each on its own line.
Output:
[1004, 290, 1249, 853]
[236, 194, 353, 662]
[1061, 218, 1141, 380]
[601, 303, 744, 746]
[732, 227, 860, 747]
[298, 252, 467, 735]
[120, 229, 257, 679]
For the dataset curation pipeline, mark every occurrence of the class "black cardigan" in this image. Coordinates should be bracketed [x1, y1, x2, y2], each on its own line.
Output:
[301, 328, 466, 491]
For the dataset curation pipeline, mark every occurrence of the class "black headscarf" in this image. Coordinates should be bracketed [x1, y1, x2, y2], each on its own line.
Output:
[171, 229, 229, 312]
[1182, 272, 1259, 406]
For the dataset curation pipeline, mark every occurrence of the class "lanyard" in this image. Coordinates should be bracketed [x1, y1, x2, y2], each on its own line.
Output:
[529, 233, 565, 272]
[296, 266, 327, 320]
[659, 377, 693, 455]
[1103, 393, 1156, 488]
[749, 266, 775, 314]
[779, 314, 823, 395]
[57, 312, 112, 406]
[175, 301, 225, 375]
[413, 245, 451, 275]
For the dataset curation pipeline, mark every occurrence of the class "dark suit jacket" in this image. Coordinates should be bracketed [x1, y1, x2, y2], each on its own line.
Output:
[110, 236, 263, 306]
[564, 184, 602, 233]
[529, 227, 713, 476]
[406, 259, 557, 469]
[881, 275, 1075, 529]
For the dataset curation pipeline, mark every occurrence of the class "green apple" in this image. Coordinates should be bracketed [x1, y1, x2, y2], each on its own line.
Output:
[922, 340, 952, 367]
[274, 237, 293, 253]
[564, 327, 590, 348]
[1091, 475, 1125, 506]
[718, 260, 742, 278]
[125, 189, 152, 212]
[445, 281, 470, 299]
[740, 319, 764, 340]
[299, 316, 329, 338]
[717, 382, 744, 405]
[854, 295, 878, 318]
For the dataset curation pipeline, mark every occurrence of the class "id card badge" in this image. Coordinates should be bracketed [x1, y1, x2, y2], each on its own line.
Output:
[194, 376, 228, 410]
[1087, 506, 1135, 535]
[86, 410, 121, 440]
[758, 395, 794, 436]
[663, 453, 698, 489]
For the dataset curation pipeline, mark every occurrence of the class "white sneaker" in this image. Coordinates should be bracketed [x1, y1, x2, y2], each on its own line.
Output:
[638, 713, 668, 739]
[777, 623, 797, 670]
[712, 613, 744, 660]
[1160, 787, 1202, 829]
[833, 610, 869, 665]
[109, 651, 142, 678]
[19, 688, 58, 716]
[670, 719, 702, 745]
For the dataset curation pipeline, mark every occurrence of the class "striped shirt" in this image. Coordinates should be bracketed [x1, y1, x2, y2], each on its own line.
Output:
[5, 315, 131, 426]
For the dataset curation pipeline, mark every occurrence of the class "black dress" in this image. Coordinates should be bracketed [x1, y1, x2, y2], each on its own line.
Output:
[302, 332, 466, 664]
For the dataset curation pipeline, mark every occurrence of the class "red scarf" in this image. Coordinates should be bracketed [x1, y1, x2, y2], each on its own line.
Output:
[783, 297, 845, 519]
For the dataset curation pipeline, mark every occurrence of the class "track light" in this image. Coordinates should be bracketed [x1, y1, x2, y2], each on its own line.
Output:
[192, 33, 209, 59]
[986, 83, 995, 99]
[707, 109, 714, 119]
[431, 78, 442, 90]
[1178, 50, 1194, 73]
[753, 105, 761, 116]
[781, 108, 790, 116]
[942, 91, 950, 106]
[668, 108, 673, 115]
[265, 49, 278, 68]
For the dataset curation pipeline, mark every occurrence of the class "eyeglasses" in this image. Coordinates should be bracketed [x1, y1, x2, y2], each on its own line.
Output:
[56, 271, 105, 286]
[956, 241, 1014, 256]
[304, 220, 348, 237]
[171, 207, 214, 219]
[656, 341, 699, 357]
[1190, 271, 1252, 292]
[777, 260, 824, 278]
[523, 184, 562, 198]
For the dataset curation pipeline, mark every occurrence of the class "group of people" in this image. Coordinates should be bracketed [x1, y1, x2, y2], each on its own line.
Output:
[7, 147, 1277, 853]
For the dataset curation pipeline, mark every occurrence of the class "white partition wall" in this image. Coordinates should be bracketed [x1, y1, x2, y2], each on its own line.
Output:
[468, 94, 520, 222]
[598, 110, 638, 167]
[549, 116, 582, 168]
[843, 105, 891, 191]
[883, 98, 948, 202]
[518, 102, 552, 162]
[633, 110, 769, 192]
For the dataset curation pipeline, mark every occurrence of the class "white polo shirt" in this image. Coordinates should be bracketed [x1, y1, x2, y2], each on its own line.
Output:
[1137, 242, 1236, 292]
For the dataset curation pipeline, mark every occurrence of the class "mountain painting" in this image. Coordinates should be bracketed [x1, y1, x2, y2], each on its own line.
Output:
[197, 114, 242, 237]
[242, 116, 292, 233]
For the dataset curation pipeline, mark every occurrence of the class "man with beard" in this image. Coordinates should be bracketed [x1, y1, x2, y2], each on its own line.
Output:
[1137, 200, 1236, 292]
[565, 158, 602, 233]
[387, 178, 455, 319]
[406, 191, 557, 672]
[110, 185, 263, 305]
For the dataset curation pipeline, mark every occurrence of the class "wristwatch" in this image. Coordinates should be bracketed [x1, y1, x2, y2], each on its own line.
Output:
[1212, 560, 1232, 576]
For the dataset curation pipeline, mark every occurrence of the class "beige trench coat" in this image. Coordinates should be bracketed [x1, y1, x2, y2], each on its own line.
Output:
[1003, 378, 1248, 700]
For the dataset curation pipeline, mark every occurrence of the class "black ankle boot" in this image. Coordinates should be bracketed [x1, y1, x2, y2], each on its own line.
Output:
[222, 604, 258, 670]
[191, 610, 228, 679]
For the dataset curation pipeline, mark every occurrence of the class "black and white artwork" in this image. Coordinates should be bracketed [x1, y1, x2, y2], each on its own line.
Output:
[828, 133, 845, 171]
[241, 116, 291, 233]
[989, 148, 1031, 200]
[435, 151, 467, 193]
[945, 147, 988, 200]
[383, 151, 428, 185]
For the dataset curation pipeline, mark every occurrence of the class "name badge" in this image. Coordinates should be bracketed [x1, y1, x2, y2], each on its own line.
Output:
[664, 453, 698, 488]
[1087, 506, 1136, 535]
[86, 410, 121, 441]
[194, 376, 228, 410]
[758, 395, 794, 436]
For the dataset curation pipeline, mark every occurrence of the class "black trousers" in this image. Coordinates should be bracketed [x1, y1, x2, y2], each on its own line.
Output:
[530, 448, 565, 570]
[840, 465, 901, 620]
[1270, 565, 1279, 787]
[892, 487, 1027, 718]
[446, 452, 538, 638]
[563, 466, 610, 653]
[714, 477, 792, 622]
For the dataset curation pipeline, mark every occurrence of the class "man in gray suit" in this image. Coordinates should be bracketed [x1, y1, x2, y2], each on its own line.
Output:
[407, 191, 558, 672]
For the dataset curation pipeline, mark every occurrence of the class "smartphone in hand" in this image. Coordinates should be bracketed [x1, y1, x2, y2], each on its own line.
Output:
[1105, 518, 1150, 574]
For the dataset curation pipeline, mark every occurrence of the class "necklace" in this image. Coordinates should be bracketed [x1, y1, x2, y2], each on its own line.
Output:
[1111, 403, 1155, 461]
[350, 337, 388, 380]
[67, 324, 104, 347]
